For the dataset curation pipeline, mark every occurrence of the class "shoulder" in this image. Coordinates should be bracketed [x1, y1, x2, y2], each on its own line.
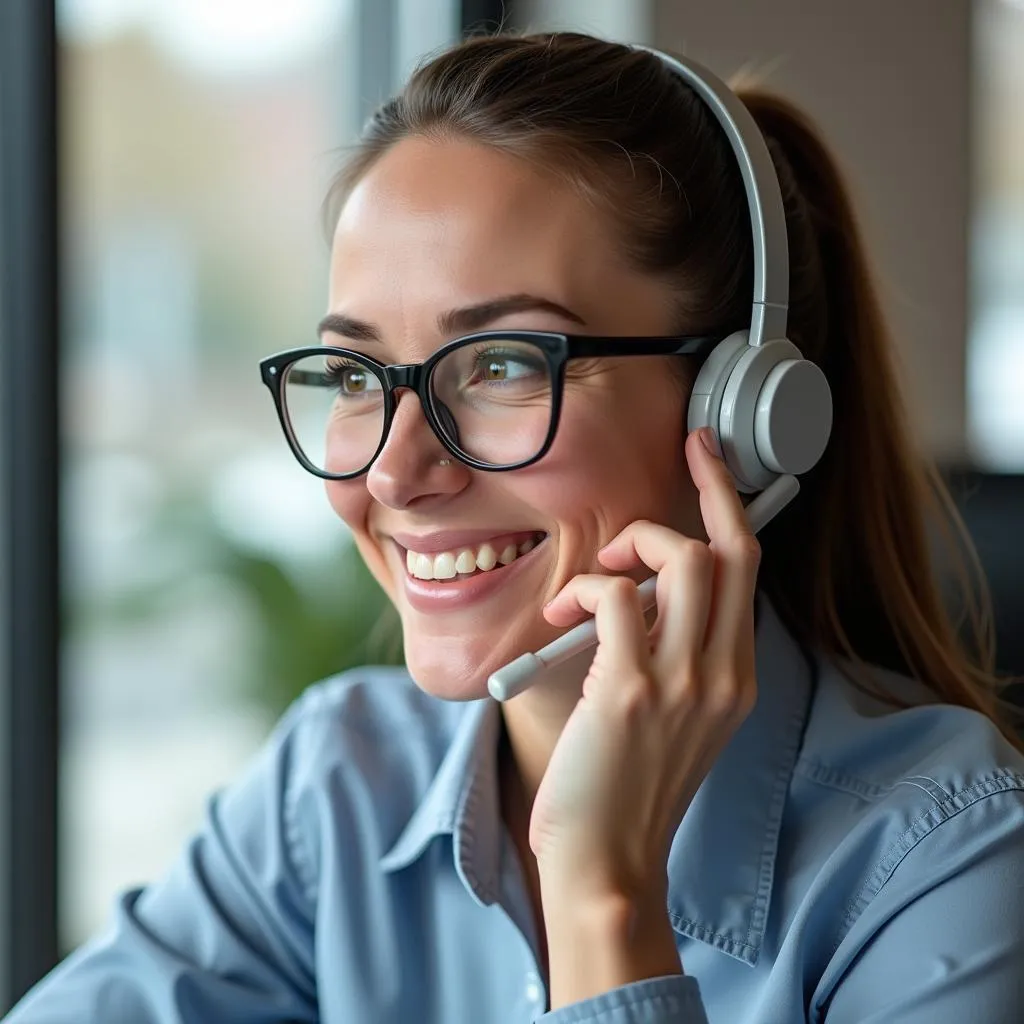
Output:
[795, 654, 1024, 803]
[781, 652, 1024, 963]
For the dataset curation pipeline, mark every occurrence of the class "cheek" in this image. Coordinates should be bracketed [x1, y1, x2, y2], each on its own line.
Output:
[324, 478, 364, 527]
[324, 480, 393, 586]
[537, 387, 688, 521]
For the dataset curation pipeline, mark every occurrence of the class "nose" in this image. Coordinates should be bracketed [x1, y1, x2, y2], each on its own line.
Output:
[365, 389, 468, 509]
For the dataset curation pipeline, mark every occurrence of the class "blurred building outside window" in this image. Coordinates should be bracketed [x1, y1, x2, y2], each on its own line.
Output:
[58, 0, 458, 952]
[515, 0, 650, 41]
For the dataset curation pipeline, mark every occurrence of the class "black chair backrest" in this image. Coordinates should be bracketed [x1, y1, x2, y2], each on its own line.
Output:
[944, 468, 1024, 709]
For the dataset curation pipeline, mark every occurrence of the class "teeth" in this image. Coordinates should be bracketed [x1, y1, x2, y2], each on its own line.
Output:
[433, 552, 456, 579]
[476, 543, 497, 571]
[405, 534, 543, 581]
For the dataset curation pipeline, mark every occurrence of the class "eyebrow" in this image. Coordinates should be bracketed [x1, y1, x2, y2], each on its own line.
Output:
[316, 293, 587, 342]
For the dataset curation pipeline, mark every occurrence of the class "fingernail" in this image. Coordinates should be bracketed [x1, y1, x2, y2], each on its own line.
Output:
[698, 427, 721, 458]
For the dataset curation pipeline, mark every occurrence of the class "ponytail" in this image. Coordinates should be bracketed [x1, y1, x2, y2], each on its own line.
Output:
[737, 89, 1020, 747]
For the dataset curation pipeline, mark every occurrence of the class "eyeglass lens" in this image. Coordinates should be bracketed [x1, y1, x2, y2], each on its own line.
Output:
[281, 337, 555, 475]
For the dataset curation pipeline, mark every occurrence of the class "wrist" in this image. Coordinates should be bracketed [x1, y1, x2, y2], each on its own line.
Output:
[539, 883, 682, 1010]
[536, 854, 668, 922]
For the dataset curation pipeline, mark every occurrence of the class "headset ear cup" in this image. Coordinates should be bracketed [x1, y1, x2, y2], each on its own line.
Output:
[686, 331, 755, 490]
[686, 332, 833, 493]
[718, 338, 833, 490]
[755, 357, 832, 475]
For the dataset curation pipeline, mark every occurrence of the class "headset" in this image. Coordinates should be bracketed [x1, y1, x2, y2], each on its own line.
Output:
[644, 46, 833, 495]
[488, 47, 834, 702]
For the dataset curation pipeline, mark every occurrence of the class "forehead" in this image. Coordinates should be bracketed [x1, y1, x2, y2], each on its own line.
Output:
[328, 137, 626, 317]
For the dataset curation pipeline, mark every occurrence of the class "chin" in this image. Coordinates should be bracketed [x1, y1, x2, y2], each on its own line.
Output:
[394, 591, 556, 701]
[403, 642, 494, 702]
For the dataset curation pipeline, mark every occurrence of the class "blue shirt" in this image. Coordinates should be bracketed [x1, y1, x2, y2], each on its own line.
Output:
[6, 595, 1024, 1023]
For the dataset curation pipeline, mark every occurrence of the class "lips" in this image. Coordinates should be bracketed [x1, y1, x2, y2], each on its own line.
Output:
[391, 531, 549, 613]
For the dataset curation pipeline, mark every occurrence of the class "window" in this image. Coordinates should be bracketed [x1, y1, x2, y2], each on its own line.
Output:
[58, 0, 458, 952]
[968, 0, 1024, 469]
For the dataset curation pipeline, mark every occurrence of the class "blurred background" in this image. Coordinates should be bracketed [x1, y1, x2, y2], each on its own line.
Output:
[1, 0, 1022, 1011]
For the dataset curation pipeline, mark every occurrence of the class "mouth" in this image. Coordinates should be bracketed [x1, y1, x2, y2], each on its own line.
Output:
[391, 530, 550, 615]
[399, 531, 548, 583]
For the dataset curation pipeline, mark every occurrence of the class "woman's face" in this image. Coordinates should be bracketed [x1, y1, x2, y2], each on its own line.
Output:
[325, 137, 703, 700]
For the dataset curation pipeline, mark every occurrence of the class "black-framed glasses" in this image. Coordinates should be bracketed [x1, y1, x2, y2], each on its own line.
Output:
[259, 330, 721, 480]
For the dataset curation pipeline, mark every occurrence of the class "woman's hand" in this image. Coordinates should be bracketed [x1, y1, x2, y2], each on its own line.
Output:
[530, 426, 761, 1004]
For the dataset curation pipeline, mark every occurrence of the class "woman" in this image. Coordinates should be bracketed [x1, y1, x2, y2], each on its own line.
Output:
[7, 31, 1023, 1024]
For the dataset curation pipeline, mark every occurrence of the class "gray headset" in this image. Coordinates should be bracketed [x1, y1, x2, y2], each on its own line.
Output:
[641, 47, 833, 495]
[489, 50, 835, 701]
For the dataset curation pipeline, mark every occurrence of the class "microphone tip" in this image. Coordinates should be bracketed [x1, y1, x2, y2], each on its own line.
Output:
[487, 653, 546, 702]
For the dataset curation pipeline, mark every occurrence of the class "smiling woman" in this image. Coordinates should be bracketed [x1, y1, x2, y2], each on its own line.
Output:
[8, 28, 1024, 1024]
[309, 133, 718, 705]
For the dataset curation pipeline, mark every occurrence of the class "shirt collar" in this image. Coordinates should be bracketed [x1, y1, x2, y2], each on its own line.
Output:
[379, 592, 815, 962]
[379, 690, 504, 906]
[666, 593, 814, 966]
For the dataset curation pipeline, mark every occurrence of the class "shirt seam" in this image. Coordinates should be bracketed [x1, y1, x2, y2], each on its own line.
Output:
[669, 916, 758, 959]
[794, 758, 1007, 806]
[834, 771, 1024, 953]
[284, 770, 318, 906]
[746, 695, 810, 952]
[793, 757, 889, 800]
[282, 686, 325, 906]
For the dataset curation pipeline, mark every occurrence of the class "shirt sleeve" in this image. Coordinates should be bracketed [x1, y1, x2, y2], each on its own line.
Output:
[821, 786, 1024, 1024]
[2, 693, 321, 1024]
[539, 976, 708, 1024]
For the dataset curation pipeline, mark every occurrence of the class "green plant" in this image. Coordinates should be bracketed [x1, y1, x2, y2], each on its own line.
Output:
[69, 479, 405, 718]
[213, 537, 404, 713]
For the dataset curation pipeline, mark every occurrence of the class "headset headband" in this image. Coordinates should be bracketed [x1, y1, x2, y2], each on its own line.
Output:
[637, 47, 789, 346]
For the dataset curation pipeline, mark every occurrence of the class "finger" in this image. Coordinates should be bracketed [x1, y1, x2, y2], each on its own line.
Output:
[686, 428, 756, 551]
[685, 428, 761, 658]
[597, 521, 714, 672]
[544, 574, 651, 673]
[646, 542, 715, 679]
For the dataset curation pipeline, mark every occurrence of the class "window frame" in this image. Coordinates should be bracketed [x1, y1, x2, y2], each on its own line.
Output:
[0, 0, 61, 1012]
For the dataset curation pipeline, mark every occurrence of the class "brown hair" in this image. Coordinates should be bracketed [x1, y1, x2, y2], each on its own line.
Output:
[327, 31, 1021, 747]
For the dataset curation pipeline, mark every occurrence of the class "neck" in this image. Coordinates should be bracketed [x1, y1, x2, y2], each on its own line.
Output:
[498, 645, 594, 814]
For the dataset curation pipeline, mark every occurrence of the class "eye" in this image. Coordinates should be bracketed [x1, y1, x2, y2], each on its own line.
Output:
[470, 346, 545, 384]
[326, 359, 382, 395]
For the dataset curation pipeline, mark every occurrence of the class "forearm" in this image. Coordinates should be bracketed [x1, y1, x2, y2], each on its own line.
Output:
[542, 885, 683, 1011]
